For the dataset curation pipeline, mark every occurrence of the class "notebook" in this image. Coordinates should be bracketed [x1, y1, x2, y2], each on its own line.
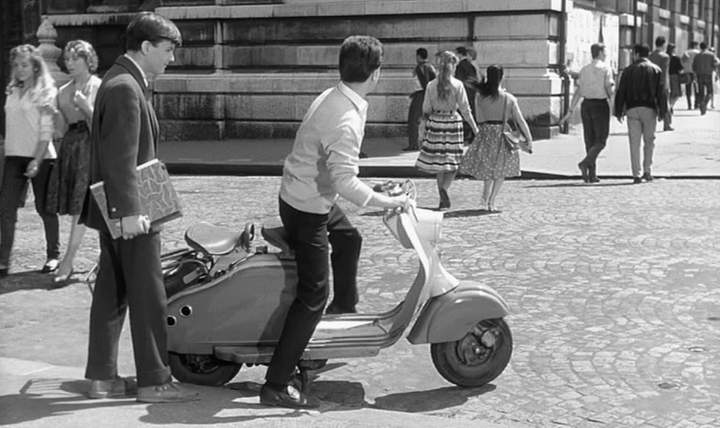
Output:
[90, 159, 182, 239]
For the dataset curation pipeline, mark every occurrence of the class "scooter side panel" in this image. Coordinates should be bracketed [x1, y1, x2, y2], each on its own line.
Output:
[167, 254, 297, 354]
[406, 280, 511, 345]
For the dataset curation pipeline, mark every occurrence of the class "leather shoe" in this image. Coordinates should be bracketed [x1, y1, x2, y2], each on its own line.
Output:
[326, 303, 357, 315]
[633, 177, 642, 184]
[41, 258, 59, 273]
[137, 382, 200, 403]
[87, 377, 137, 399]
[260, 383, 318, 409]
[642, 172, 654, 182]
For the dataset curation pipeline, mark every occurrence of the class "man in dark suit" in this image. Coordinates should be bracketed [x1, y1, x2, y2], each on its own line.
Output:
[405, 47, 437, 151]
[454, 46, 479, 143]
[648, 36, 672, 131]
[80, 12, 198, 403]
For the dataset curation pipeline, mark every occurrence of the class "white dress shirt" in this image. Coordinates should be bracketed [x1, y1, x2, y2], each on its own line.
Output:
[280, 82, 374, 214]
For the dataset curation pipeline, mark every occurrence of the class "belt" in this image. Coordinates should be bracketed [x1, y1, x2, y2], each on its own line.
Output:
[67, 121, 88, 131]
[583, 98, 607, 102]
[482, 120, 504, 125]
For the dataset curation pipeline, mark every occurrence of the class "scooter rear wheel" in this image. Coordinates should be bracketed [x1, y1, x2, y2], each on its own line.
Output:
[168, 352, 241, 386]
[430, 318, 512, 387]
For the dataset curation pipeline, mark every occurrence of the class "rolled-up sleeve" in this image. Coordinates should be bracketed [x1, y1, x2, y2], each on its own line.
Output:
[324, 120, 373, 207]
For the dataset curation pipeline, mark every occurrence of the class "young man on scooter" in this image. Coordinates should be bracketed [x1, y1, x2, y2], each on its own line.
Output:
[261, 35, 409, 409]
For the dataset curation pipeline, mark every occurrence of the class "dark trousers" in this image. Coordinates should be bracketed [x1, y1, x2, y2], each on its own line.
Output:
[697, 74, 714, 115]
[579, 100, 610, 178]
[685, 73, 699, 109]
[265, 198, 361, 386]
[85, 231, 172, 387]
[461, 86, 477, 143]
[407, 90, 425, 149]
[0, 156, 59, 267]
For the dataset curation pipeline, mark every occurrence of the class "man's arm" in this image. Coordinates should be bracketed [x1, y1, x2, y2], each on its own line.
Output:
[325, 123, 406, 209]
[98, 79, 142, 220]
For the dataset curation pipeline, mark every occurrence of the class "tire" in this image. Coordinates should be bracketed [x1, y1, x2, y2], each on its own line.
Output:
[430, 318, 513, 387]
[168, 352, 240, 386]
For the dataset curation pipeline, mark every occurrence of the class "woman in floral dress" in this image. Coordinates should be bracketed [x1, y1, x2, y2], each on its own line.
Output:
[415, 51, 478, 210]
[461, 65, 532, 212]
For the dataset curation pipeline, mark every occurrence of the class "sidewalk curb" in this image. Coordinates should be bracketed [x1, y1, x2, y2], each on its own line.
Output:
[166, 162, 720, 180]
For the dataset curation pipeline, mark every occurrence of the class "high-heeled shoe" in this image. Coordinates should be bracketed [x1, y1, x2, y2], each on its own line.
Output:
[438, 189, 451, 210]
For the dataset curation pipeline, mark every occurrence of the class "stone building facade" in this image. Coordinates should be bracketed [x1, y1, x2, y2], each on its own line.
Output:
[1, 0, 718, 141]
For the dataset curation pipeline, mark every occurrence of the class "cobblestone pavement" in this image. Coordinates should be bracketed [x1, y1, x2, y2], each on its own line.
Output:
[1, 176, 719, 427]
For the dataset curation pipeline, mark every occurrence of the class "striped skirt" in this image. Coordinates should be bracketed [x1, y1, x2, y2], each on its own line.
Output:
[415, 111, 464, 174]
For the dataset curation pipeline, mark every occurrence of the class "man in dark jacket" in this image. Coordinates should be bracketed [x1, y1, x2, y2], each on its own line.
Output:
[405, 47, 437, 150]
[614, 44, 666, 184]
[455, 46, 479, 143]
[80, 12, 198, 403]
[693, 42, 720, 115]
[649, 36, 672, 130]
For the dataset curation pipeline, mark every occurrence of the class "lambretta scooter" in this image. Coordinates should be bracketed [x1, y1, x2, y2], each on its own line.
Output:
[161, 180, 513, 389]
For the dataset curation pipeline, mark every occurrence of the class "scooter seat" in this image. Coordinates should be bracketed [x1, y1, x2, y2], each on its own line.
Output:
[261, 226, 294, 258]
[185, 221, 242, 256]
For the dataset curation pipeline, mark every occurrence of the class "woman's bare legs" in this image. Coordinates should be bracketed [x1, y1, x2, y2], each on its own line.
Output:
[55, 214, 86, 280]
[437, 171, 457, 209]
[487, 178, 505, 212]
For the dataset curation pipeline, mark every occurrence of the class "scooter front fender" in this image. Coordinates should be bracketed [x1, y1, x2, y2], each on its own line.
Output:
[407, 280, 511, 345]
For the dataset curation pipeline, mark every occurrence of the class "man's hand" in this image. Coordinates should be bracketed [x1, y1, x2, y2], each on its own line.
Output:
[615, 115, 624, 124]
[24, 159, 40, 178]
[120, 215, 151, 240]
[558, 112, 572, 125]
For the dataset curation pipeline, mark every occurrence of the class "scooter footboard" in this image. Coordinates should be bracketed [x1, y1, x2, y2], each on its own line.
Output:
[407, 280, 510, 344]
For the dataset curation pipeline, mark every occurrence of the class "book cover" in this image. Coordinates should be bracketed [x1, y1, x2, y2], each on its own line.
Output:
[90, 159, 182, 239]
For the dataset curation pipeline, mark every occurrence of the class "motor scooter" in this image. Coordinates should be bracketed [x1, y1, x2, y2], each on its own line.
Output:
[160, 180, 513, 390]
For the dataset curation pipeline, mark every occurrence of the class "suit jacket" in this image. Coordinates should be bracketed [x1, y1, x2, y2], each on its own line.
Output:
[80, 55, 160, 232]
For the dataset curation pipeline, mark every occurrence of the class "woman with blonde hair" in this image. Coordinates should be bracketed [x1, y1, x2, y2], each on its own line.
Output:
[415, 50, 479, 210]
[461, 65, 533, 212]
[0, 44, 60, 277]
[46, 40, 102, 284]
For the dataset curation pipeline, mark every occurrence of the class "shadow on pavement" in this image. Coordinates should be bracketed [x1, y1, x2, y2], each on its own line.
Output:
[0, 379, 137, 426]
[372, 383, 495, 412]
[0, 270, 88, 295]
[444, 209, 494, 218]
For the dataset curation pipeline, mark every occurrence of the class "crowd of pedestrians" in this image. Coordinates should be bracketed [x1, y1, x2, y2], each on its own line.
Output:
[557, 38, 719, 186]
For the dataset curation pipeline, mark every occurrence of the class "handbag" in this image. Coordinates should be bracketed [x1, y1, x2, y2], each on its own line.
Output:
[501, 93, 531, 153]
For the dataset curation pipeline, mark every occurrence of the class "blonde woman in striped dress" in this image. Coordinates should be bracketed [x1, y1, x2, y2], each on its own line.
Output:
[415, 50, 479, 210]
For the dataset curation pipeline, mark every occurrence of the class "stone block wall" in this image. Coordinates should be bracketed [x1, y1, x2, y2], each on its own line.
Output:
[150, 0, 566, 140]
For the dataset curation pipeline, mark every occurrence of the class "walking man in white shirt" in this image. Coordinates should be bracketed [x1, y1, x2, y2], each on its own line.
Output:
[560, 43, 615, 183]
[260, 35, 409, 409]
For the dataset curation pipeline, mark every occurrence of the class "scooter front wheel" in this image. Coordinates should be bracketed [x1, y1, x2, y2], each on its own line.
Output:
[430, 318, 512, 387]
[168, 352, 241, 386]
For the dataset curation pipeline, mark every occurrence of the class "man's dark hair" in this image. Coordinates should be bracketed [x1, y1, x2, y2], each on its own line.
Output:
[126, 12, 182, 52]
[455, 46, 468, 57]
[590, 43, 605, 59]
[634, 44, 650, 57]
[416, 48, 428, 60]
[655, 36, 666, 48]
[690, 41, 699, 48]
[339, 35, 383, 83]
[666, 43, 675, 55]
[700, 41, 708, 50]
